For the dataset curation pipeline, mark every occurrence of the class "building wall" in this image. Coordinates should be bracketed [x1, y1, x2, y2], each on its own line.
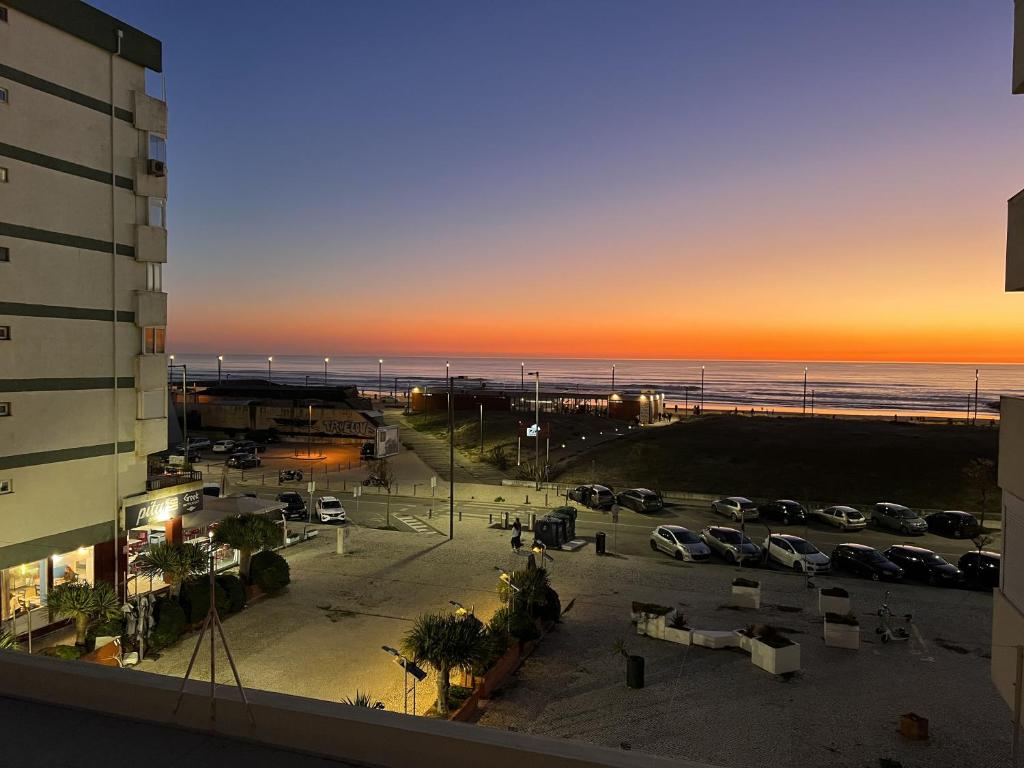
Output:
[0, 3, 166, 577]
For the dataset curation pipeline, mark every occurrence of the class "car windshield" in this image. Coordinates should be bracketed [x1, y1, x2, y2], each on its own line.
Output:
[675, 531, 700, 544]
[789, 539, 818, 555]
[897, 509, 917, 519]
[740, 502, 757, 510]
[321, 500, 341, 509]
[642, 494, 659, 502]
[922, 553, 946, 565]
[862, 550, 886, 563]
[719, 530, 752, 546]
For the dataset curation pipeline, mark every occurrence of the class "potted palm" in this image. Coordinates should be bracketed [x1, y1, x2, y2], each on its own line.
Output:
[45, 581, 120, 647]
[402, 612, 487, 717]
[134, 541, 209, 598]
[213, 513, 281, 583]
[823, 611, 860, 649]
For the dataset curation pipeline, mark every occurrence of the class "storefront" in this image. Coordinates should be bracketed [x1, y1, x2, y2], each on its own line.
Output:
[1, 546, 95, 638]
[123, 483, 204, 598]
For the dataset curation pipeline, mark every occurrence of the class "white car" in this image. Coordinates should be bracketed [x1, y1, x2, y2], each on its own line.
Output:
[711, 496, 760, 522]
[316, 496, 347, 523]
[763, 534, 830, 573]
[211, 440, 236, 454]
[649, 525, 711, 562]
[810, 505, 867, 531]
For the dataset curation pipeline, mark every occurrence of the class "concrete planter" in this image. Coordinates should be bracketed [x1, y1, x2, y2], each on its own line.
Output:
[636, 611, 672, 640]
[691, 629, 740, 650]
[735, 631, 754, 653]
[731, 583, 761, 609]
[662, 626, 692, 645]
[750, 638, 800, 675]
[823, 618, 860, 650]
[818, 589, 850, 616]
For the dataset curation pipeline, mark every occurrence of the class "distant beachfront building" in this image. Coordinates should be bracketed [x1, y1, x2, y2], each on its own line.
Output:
[996, 0, 1024, 729]
[0, 1, 187, 637]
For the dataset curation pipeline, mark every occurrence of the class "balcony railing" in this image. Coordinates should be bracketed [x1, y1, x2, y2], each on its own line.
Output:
[146, 469, 202, 492]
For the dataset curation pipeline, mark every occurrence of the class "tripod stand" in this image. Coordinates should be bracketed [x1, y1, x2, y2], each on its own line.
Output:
[173, 533, 254, 725]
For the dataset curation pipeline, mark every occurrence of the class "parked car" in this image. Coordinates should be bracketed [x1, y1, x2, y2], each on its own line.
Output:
[278, 469, 304, 484]
[211, 440, 236, 454]
[179, 438, 212, 452]
[649, 526, 710, 561]
[711, 497, 759, 523]
[958, 550, 1001, 588]
[830, 543, 903, 581]
[870, 503, 928, 535]
[700, 526, 762, 564]
[315, 496, 347, 523]
[763, 534, 830, 573]
[568, 484, 615, 510]
[883, 545, 962, 586]
[226, 452, 261, 469]
[232, 440, 264, 454]
[758, 499, 807, 525]
[809, 505, 867, 531]
[925, 511, 981, 539]
[276, 491, 307, 521]
[171, 445, 201, 460]
[617, 488, 663, 513]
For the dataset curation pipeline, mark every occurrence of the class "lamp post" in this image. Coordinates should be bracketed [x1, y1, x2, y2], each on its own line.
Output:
[324, 357, 329, 386]
[378, 359, 383, 399]
[700, 365, 705, 412]
[521, 362, 525, 390]
[611, 363, 616, 392]
[267, 356, 273, 384]
[974, 368, 980, 425]
[168, 356, 188, 470]
[479, 403, 484, 457]
[528, 371, 540, 489]
[448, 374, 467, 539]
[217, 355, 223, 386]
[803, 367, 808, 416]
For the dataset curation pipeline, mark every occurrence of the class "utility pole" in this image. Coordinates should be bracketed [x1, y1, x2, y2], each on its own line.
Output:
[267, 356, 273, 384]
[479, 403, 484, 456]
[974, 368, 980, 425]
[700, 365, 705, 412]
[803, 366, 808, 415]
[324, 357, 329, 386]
[217, 355, 223, 386]
[378, 359, 383, 399]
[449, 374, 455, 539]
[611, 363, 616, 392]
[528, 371, 541, 490]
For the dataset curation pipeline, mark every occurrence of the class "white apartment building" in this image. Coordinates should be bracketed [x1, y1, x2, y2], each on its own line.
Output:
[996, 0, 1024, 738]
[0, 0, 184, 637]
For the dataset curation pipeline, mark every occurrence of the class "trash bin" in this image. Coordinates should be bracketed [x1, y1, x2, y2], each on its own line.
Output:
[549, 507, 576, 540]
[544, 515, 568, 547]
[626, 655, 644, 689]
[534, 517, 565, 548]
[596, 531, 607, 555]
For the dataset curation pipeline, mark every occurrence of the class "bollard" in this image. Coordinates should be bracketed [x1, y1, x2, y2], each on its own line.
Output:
[502, 511, 510, 529]
[459, 508, 462, 521]
[529, 512, 537, 531]
[544, 492, 548, 507]
[489, 514, 493, 525]
[525, 494, 530, 505]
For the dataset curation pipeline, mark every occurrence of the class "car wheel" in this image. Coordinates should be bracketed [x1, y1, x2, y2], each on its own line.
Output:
[871, 572, 880, 581]
[732, 512, 740, 522]
[792, 562, 803, 573]
[782, 514, 790, 525]
[674, 551, 684, 561]
[649, 540, 658, 551]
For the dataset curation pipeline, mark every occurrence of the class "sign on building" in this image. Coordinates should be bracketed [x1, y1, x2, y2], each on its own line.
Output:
[123, 486, 203, 529]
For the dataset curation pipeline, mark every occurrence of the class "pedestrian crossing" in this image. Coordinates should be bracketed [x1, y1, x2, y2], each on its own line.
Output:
[395, 514, 442, 535]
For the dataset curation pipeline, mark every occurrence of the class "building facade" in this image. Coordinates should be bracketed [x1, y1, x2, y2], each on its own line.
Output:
[0, 1, 174, 634]
[995, 0, 1024, 730]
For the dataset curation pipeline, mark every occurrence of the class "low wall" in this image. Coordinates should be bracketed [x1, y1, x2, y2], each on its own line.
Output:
[0, 651, 700, 768]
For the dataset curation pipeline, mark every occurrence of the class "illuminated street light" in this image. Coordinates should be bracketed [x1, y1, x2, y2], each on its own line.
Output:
[324, 357, 329, 386]
[378, 358, 383, 398]
[217, 354, 224, 385]
[267, 356, 273, 384]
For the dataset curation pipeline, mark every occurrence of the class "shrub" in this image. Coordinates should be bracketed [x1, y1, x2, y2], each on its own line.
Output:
[533, 585, 561, 624]
[249, 550, 291, 592]
[216, 574, 247, 613]
[179, 578, 229, 623]
[732, 577, 760, 589]
[150, 598, 186, 649]
[39, 644, 84, 661]
[486, 446, 510, 471]
[489, 606, 539, 644]
[86, 615, 126, 650]
[824, 611, 859, 626]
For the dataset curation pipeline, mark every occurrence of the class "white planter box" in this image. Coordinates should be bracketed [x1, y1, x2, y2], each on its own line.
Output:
[691, 629, 740, 650]
[735, 632, 754, 653]
[818, 592, 850, 616]
[636, 612, 669, 640]
[663, 627, 692, 645]
[751, 638, 800, 675]
[732, 584, 761, 609]
[824, 619, 860, 650]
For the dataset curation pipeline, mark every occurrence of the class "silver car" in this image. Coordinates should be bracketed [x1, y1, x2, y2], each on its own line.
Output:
[701, 526, 762, 564]
[763, 534, 830, 573]
[871, 502, 928, 535]
[711, 497, 760, 523]
[649, 525, 710, 562]
[811, 505, 867, 531]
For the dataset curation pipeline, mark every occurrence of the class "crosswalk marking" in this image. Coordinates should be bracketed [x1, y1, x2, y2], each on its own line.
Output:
[395, 514, 442, 535]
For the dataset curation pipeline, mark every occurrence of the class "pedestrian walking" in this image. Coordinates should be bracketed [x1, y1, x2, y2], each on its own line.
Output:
[511, 517, 523, 551]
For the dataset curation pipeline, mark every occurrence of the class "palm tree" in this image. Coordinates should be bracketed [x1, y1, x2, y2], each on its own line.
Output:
[213, 513, 280, 582]
[498, 568, 550, 616]
[45, 581, 121, 646]
[402, 612, 487, 716]
[0, 630, 20, 651]
[134, 541, 208, 597]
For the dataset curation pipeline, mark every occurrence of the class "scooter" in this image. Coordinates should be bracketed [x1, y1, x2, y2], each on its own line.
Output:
[875, 590, 913, 643]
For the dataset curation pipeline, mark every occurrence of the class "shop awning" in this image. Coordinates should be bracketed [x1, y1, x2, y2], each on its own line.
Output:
[182, 495, 286, 529]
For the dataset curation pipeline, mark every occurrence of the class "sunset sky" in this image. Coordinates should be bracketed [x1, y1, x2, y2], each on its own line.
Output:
[98, 1, 1023, 362]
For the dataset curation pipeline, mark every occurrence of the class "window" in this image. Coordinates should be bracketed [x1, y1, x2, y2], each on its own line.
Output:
[148, 133, 167, 163]
[146, 262, 163, 292]
[0, 168, 7, 183]
[0, 7, 7, 22]
[0, 88, 7, 104]
[0, 403, 8, 417]
[0, 326, 9, 340]
[148, 197, 166, 228]
[144, 326, 165, 354]
[0, 479, 11, 495]
[0, 247, 8, 262]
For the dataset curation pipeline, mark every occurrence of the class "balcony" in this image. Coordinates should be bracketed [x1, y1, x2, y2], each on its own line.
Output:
[146, 469, 202, 492]
[133, 90, 167, 134]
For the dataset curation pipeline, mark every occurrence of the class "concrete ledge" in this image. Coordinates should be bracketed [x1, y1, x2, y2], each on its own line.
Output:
[690, 630, 739, 650]
[0, 651, 702, 768]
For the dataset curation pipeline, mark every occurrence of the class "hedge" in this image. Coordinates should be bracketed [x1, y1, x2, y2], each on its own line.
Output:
[249, 550, 290, 593]
[216, 574, 247, 613]
[150, 598, 186, 649]
[179, 578, 229, 624]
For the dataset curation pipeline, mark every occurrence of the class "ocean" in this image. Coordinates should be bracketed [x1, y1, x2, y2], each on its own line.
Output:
[168, 355, 1023, 420]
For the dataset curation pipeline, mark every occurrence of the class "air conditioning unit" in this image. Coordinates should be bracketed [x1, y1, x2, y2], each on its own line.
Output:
[147, 159, 166, 177]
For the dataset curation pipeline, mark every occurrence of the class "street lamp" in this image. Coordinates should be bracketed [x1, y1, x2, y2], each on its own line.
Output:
[168, 356, 189, 470]
[378, 359, 383, 398]
[974, 368, 980, 425]
[324, 357, 329, 386]
[448, 373, 467, 539]
[700, 365, 705, 412]
[380, 645, 426, 715]
[528, 371, 541, 489]
[803, 366, 808, 415]
[217, 354, 223, 386]
[521, 362, 525, 390]
[611, 363, 616, 392]
[267, 356, 273, 384]
[494, 567, 521, 635]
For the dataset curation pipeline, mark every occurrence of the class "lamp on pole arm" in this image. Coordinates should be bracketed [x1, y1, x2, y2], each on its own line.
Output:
[521, 362, 525, 390]
[217, 355, 223, 386]
[324, 357, 329, 386]
[528, 371, 541, 489]
[267, 356, 273, 384]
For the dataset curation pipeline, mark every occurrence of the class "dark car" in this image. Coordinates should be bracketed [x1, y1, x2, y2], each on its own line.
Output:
[226, 452, 261, 469]
[883, 545, 963, 586]
[568, 484, 615, 510]
[276, 491, 307, 520]
[278, 469, 304, 484]
[232, 440, 264, 454]
[958, 550, 1001, 589]
[870, 503, 928, 535]
[830, 543, 904, 581]
[616, 488, 663, 513]
[925, 511, 981, 539]
[758, 499, 807, 525]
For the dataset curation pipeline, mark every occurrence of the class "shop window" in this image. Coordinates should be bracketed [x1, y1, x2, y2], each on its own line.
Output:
[51, 547, 94, 587]
[144, 326, 165, 354]
[1, 560, 44, 622]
